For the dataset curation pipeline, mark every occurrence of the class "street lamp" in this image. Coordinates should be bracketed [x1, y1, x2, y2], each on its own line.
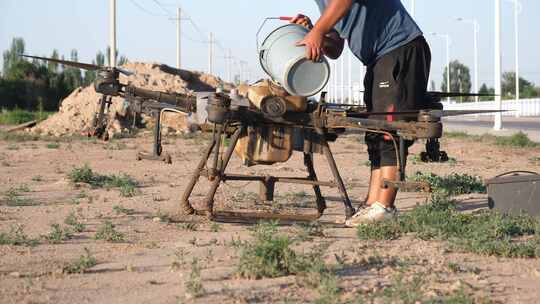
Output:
[494, 0, 503, 130]
[505, 0, 522, 116]
[456, 18, 479, 104]
[431, 32, 451, 101]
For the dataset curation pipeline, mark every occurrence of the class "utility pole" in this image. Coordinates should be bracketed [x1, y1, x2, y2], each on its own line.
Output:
[333, 61, 338, 103]
[457, 18, 480, 104]
[208, 32, 214, 75]
[176, 7, 182, 69]
[410, 0, 416, 18]
[432, 32, 451, 101]
[510, 0, 521, 117]
[348, 49, 352, 104]
[225, 49, 233, 83]
[340, 53, 345, 103]
[109, 0, 117, 67]
[494, 0, 503, 130]
[169, 8, 187, 70]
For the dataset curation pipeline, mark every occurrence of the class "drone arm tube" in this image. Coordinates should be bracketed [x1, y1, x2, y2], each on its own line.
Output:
[128, 86, 196, 113]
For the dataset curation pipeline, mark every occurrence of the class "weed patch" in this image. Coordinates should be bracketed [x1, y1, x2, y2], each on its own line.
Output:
[64, 212, 85, 232]
[68, 165, 140, 197]
[495, 131, 538, 148]
[63, 248, 97, 274]
[0, 225, 39, 247]
[237, 221, 298, 279]
[1, 185, 36, 206]
[46, 142, 60, 149]
[43, 224, 74, 244]
[412, 172, 485, 196]
[94, 221, 125, 243]
[113, 205, 136, 216]
[357, 196, 540, 258]
[185, 258, 205, 298]
[0, 109, 51, 125]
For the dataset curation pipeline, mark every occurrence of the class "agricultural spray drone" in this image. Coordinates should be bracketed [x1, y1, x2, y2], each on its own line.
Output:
[20, 53, 500, 221]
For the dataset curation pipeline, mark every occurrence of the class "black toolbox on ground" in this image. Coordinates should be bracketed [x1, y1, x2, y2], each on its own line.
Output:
[486, 171, 540, 216]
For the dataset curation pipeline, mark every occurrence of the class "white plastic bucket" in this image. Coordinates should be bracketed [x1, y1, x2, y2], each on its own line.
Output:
[259, 24, 330, 97]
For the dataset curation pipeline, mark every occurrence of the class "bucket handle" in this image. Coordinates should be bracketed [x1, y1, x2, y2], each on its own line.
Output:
[494, 171, 539, 178]
[256, 16, 293, 54]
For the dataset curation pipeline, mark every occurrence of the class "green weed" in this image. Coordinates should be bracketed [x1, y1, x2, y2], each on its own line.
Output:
[0, 109, 51, 125]
[210, 222, 221, 232]
[0, 225, 39, 247]
[64, 212, 85, 232]
[185, 258, 205, 298]
[113, 205, 136, 216]
[495, 131, 538, 148]
[237, 221, 298, 279]
[357, 195, 540, 258]
[46, 142, 60, 149]
[43, 223, 74, 244]
[68, 165, 140, 197]
[2, 185, 36, 206]
[177, 222, 198, 231]
[63, 248, 97, 274]
[94, 221, 125, 243]
[412, 172, 485, 196]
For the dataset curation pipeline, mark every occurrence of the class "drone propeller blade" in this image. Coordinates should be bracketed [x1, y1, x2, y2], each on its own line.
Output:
[437, 110, 509, 117]
[427, 91, 497, 98]
[116, 67, 134, 76]
[353, 109, 509, 117]
[20, 54, 134, 76]
[20, 54, 102, 71]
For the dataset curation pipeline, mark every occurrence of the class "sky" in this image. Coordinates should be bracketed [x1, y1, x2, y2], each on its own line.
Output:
[1, 0, 539, 91]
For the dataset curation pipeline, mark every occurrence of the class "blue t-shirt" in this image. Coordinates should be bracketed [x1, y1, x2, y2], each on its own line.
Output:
[314, 0, 422, 65]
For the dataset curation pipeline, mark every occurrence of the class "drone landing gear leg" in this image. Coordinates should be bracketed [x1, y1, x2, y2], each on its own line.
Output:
[420, 139, 449, 163]
[303, 153, 326, 216]
[137, 110, 172, 164]
[315, 128, 355, 219]
[203, 126, 244, 219]
[179, 135, 217, 215]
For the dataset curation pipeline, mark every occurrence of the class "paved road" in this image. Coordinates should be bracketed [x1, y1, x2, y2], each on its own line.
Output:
[443, 116, 540, 142]
[445, 117, 540, 131]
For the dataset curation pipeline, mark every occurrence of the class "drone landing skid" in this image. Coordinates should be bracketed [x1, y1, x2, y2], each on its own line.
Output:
[180, 125, 356, 221]
[136, 109, 172, 164]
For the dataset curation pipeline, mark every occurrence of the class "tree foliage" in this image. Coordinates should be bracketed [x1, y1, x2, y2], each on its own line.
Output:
[502, 72, 539, 99]
[441, 60, 472, 102]
[0, 37, 128, 111]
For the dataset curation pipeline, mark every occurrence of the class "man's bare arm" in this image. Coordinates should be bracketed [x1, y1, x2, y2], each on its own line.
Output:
[297, 0, 353, 61]
[313, 0, 353, 36]
[291, 14, 344, 60]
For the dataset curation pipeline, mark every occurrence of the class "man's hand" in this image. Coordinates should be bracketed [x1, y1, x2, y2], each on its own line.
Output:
[290, 14, 313, 29]
[296, 28, 325, 61]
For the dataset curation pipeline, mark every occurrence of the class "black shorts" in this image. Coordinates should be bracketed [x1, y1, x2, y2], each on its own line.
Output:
[363, 36, 431, 168]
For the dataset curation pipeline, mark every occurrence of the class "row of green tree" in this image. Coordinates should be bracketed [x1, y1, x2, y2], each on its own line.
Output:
[0, 37, 127, 111]
[440, 60, 540, 102]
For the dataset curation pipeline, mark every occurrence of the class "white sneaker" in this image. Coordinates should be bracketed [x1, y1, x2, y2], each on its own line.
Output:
[345, 202, 396, 227]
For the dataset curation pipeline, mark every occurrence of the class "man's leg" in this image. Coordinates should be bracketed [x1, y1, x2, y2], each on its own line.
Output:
[377, 166, 399, 208]
[366, 168, 381, 205]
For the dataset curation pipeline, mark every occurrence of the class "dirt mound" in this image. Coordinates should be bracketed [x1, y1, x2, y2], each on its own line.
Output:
[32, 62, 232, 138]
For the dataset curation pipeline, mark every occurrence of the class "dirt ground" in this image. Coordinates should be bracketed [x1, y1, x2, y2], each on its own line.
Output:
[1, 129, 539, 304]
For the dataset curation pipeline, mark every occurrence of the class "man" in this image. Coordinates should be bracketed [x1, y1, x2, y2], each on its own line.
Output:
[291, 0, 431, 227]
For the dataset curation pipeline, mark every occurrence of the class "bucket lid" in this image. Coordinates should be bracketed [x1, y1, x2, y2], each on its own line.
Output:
[283, 56, 330, 97]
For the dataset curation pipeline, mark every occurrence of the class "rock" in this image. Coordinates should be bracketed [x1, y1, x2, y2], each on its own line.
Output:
[9, 272, 21, 278]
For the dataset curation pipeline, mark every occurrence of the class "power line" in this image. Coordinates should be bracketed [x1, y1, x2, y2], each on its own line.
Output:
[128, 0, 168, 17]
[151, 0, 174, 17]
